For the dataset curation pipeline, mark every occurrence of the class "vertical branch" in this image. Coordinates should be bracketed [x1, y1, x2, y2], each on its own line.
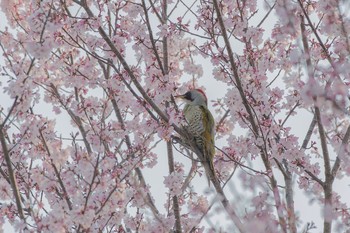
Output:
[332, 125, 350, 177]
[284, 169, 297, 233]
[162, 1, 182, 232]
[0, 125, 25, 220]
[300, 14, 334, 233]
[301, 114, 317, 150]
[315, 106, 333, 233]
[314, 107, 331, 182]
[268, 170, 287, 233]
[141, 0, 165, 75]
[166, 141, 182, 232]
[0, 134, 25, 221]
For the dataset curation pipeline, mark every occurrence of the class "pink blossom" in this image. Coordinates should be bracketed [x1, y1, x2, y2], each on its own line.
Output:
[1, 0, 350, 231]
[163, 171, 184, 197]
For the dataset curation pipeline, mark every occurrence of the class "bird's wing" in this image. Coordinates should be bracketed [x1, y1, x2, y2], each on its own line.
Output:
[200, 106, 217, 187]
[200, 106, 215, 156]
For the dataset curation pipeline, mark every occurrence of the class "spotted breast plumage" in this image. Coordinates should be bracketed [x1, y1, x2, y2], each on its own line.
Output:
[176, 89, 216, 185]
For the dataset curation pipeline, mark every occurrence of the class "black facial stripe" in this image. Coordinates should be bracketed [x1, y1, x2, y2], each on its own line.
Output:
[184, 91, 192, 101]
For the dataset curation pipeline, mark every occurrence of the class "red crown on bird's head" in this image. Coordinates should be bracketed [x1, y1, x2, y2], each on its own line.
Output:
[193, 88, 207, 105]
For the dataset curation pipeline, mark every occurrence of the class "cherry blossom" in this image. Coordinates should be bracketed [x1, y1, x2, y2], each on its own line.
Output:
[0, 0, 350, 232]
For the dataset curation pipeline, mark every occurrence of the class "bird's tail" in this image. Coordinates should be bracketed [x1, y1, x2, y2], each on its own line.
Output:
[203, 149, 216, 187]
[205, 165, 211, 187]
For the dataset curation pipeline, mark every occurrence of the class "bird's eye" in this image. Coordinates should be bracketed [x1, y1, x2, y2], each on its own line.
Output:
[184, 92, 192, 101]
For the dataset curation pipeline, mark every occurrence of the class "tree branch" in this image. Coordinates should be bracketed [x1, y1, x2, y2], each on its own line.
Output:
[39, 129, 73, 210]
[162, 0, 182, 231]
[332, 125, 350, 177]
[0, 127, 25, 220]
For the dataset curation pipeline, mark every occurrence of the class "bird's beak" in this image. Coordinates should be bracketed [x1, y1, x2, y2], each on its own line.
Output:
[174, 94, 185, 99]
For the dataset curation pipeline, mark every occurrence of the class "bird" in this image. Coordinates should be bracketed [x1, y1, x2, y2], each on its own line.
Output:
[175, 89, 216, 185]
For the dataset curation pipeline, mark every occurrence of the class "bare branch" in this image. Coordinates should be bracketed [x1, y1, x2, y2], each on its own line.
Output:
[332, 125, 350, 178]
[0, 128, 25, 220]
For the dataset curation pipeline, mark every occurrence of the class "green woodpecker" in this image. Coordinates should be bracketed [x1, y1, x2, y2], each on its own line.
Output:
[176, 89, 216, 185]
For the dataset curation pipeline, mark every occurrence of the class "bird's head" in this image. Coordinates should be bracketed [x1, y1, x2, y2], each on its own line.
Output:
[175, 89, 208, 107]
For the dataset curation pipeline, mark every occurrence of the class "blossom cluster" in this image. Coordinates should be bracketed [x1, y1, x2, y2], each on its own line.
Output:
[0, 0, 350, 232]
